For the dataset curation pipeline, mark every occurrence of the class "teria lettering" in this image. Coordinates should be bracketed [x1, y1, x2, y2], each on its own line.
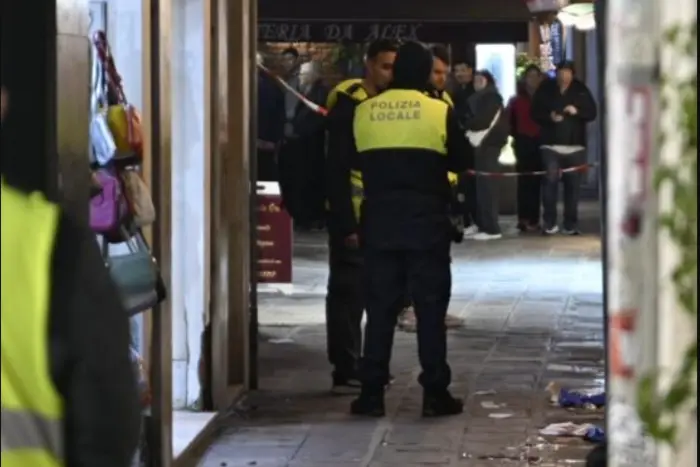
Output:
[364, 23, 421, 42]
[259, 23, 311, 42]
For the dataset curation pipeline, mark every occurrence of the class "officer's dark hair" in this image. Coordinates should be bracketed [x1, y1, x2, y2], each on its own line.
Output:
[391, 41, 433, 90]
[281, 47, 299, 58]
[366, 39, 399, 60]
[430, 45, 450, 65]
[475, 69, 496, 87]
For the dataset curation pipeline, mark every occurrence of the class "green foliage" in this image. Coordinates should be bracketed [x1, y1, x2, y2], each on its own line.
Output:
[516, 53, 540, 78]
[637, 22, 697, 447]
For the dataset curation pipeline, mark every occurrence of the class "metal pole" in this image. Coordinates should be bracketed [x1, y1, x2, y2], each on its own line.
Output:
[248, 0, 260, 391]
[605, 0, 660, 464]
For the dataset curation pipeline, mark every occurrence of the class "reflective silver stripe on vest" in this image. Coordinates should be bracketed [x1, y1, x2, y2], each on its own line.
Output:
[1, 408, 63, 459]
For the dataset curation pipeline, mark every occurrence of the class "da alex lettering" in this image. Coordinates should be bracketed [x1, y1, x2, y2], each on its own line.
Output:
[324, 23, 353, 41]
[364, 23, 421, 42]
[369, 100, 421, 121]
[259, 23, 311, 42]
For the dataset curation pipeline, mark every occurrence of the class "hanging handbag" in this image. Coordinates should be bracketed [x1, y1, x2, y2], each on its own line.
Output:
[93, 31, 144, 160]
[120, 169, 156, 227]
[89, 56, 119, 166]
[90, 169, 129, 234]
[104, 229, 160, 316]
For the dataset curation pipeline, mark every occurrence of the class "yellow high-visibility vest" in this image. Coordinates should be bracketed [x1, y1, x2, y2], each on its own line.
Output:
[326, 79, 370, 221]
[427, 90, 458, 186]
[1, 183, 64, 467]
[354, 89, 448, 155]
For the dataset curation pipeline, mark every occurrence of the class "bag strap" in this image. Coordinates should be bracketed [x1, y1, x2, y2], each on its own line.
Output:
[90, 49, 107, 116]
[92, 30, 128, 106]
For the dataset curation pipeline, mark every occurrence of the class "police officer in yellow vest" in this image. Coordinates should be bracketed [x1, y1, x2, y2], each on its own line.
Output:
[324, 40, 398, 393]
[398, 46, 466, 334]
[349, 42, 469, 417]
[1, 86, 140, 467]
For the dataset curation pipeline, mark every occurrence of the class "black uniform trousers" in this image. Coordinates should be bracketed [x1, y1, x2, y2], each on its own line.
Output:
[361, 241, 452, 391]
[326, 237, 365, 378]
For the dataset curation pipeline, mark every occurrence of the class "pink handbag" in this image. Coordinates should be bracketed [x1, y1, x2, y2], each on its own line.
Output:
[90, 169, 127, 234]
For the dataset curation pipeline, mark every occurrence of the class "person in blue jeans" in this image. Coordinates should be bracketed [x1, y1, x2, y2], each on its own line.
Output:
[530, 61, 597, 235]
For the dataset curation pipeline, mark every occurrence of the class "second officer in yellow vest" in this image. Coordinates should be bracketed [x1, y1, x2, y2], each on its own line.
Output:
[324, 40, 398, 393]
[349, 42, 469, 417]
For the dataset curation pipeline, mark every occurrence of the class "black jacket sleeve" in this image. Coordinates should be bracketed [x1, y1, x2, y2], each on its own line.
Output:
[464, 92, 503, 132]
[445, 108, 470, 173]
[530, 83, 555, 126]
[573, 83, 598, 122]
[325, 94, 359, 238]
[50, 212, 141, 467]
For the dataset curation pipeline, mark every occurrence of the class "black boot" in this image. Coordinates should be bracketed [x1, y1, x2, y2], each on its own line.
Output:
[422, 390, 463, 417]
[350, 388, 385, 417]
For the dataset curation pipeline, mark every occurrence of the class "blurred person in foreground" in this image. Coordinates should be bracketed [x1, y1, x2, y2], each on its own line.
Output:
[349, 42, 468, 417]
[531, 61, 597, 235]
[1, 83, 140, 467]
[462, 70, 509, 241]
[325, 40, 398, 394]
[508, 64, 543, 232]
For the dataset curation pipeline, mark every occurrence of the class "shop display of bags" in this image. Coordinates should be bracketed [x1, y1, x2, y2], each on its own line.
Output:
[92, 31, 144, 164]
[88, 29, 165, 317]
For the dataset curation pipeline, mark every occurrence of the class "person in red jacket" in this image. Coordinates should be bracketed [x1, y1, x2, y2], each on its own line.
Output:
[508, 65, 543, 231]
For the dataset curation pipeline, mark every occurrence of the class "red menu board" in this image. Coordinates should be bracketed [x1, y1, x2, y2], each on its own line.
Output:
[256, 184, 293, 283]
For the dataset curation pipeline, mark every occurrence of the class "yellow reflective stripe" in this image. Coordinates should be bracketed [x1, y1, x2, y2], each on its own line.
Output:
[1, 408, 63, 459]
[350, 170, 364, 198]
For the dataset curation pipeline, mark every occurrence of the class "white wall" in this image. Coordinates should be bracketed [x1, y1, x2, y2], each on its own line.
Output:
[105, 0, 208, 410]
[170, 0, 207, 410]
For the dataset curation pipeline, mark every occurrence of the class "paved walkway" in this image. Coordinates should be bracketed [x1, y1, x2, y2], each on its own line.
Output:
[199, 212, 605, 466]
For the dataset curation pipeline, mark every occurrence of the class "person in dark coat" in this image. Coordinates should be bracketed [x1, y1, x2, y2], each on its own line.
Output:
[256, 53, 286, 182]
[508, 64, 543, 231]
[277, 60, 329, 228]
[530, 61, 597, 235]
[450, 59, 478, 233]
[463, 70, 509, 240]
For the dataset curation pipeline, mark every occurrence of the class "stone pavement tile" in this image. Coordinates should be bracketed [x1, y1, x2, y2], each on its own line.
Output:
[200, 217, 604, 467]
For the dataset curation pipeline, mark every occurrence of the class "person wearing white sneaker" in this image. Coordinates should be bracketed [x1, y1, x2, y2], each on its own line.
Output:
[463, 71, 509, 240]
[472, 231, 503, 241]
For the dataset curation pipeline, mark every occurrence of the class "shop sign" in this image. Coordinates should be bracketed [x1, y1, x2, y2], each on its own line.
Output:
[550, 20, 564, 66]
[258, 22, 423, 42]
[256, 194, 293, 283]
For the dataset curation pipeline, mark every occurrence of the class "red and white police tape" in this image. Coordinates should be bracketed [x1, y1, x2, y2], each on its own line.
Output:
[257, 64, 598, 179]
[257, 63, 329, 116]
[466, 162, 597, 177]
